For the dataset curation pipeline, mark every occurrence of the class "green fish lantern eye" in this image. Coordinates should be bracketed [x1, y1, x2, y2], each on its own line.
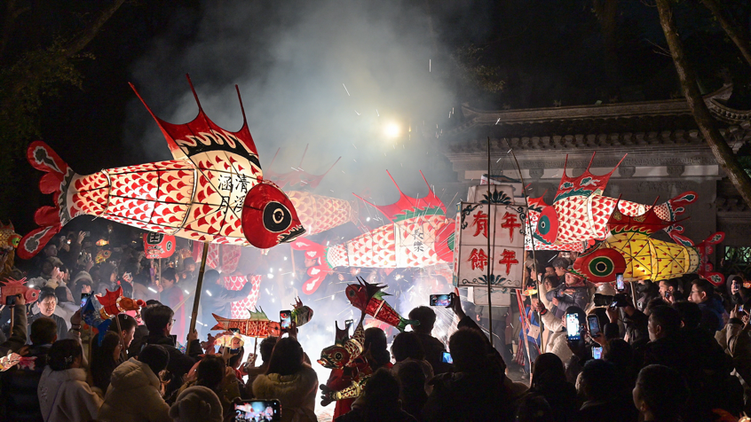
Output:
[589, 256, 614, 277]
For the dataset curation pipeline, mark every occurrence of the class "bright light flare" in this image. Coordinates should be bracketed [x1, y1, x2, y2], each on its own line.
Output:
[384, 122, 401, 139]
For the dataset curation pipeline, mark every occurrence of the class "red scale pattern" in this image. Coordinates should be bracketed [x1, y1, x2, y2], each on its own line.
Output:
[223, 275, 261, 319]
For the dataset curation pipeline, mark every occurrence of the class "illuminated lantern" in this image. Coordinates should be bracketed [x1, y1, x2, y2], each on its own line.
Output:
[143, 233, 177, 259]
[18, 76, 304, 259]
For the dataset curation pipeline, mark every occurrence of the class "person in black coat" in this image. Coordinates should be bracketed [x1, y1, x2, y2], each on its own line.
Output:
[198, 270, 254, 336]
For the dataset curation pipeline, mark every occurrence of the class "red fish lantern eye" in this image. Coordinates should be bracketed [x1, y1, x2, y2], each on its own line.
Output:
[242, 181, 305, 249]
[264, 202, 292, 232]
[537, 206, 559, 244]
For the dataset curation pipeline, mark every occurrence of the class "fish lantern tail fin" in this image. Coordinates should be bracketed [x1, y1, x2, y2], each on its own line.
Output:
[696, 232, 725, 286]
[660, 191, 698, 244]
[18, 141, 78, 260]
[397, 319, 420, 332]
[291, 238, 332, 295]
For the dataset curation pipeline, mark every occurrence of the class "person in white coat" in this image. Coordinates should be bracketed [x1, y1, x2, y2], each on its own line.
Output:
[98, 344, 172, 422]
[37, 338, 103, 422]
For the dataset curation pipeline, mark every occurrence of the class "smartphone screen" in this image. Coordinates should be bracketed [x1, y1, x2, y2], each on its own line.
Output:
[234, 399, 281, 421]
[740, 305, 745, 313]
[442, 351, 453, 364]
[5, 296, 16, 306]
[592, 346, 603, 359]
[280, 310, 292, 330]
[566, 313, 581, 341]
[429, 294, 452, 307]
[616, 273, 625, 291]
[80, 293, 91, 308]
[587, 315, 601, 337]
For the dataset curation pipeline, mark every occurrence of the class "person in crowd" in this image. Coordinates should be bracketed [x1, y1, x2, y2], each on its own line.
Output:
[527, 353, 577, 422]
[158, 267, 187, 341]
[0, 292, 27, 354]
[178, 257, 198, 289]
[37, 338, 103, 422]
[172, 354, 240, 421]
[253, 337, 318, 422]
[577, 359, 638, 422]
[70, 270, 94, 302]
[393, 360, 428, 421]
[423, 328, 511, 422]
[141, 303, 201, 397]
[169, 385, 224, 422]
[534, 298, 573, 365]
[515, 394, 556, 422]
[633, 364, 690, 422]
[199, 269, 255, 337]
[727, 274, 751, 309]
[548, 268, 590, 318]
[658, 278, 684, 303]
[1, 317, 57, 421]
[551, 258, 570, 279]
[391, 331, 434, 389]
[54, 285, 77, 323]
[245, 336, 279, 398]
[336, 367, 418, 422]
[98, 344, 172, 422]
[96, 261, 118, 296]
[520, 295, 542, 379]
[688, 278, 727, 331]
[634, 280, 661, 312]
[28, 288, 69, 345]
[90, 331, 125, 394]
[363, 327, 393, 372]
[408, 306, 450, 375]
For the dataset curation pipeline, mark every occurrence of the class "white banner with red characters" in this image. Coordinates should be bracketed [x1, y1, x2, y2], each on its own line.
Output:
[454, 202, 525, 290]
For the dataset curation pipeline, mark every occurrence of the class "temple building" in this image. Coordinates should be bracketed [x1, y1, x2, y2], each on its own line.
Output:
[441, 84, 751, 276]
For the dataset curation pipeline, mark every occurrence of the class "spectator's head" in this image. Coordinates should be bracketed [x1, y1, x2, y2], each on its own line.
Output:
[227, 346, 244, 369]
[183, 258, 197, 274]
[169, 386, 223, 422]
[658, 279, 681, 301]
[564, 270, 583, 287]
[671, 301, 701, 330]
[361, 368, 402, 413]
[391, 332, 425, 362]
[43, 243, 57, 257]
[633, 365, 689, 421]
[109, 313, 138, 348]
[364, 327, 391, 370]
[531, 353, 566, 390]
[95, 331, 123, 365]
[54, 286, 70, 303]
[448, 328, 490, 372]
[30, 317, 57, 344]
[38, 288, 57, 317]
[266, 337, 304, 376]
[578, 359, 617, 402]
[48, 339, 83, 371]
[73, 271, 93, 294]
[408, 306, 436, 334]
[689, 278, 713, 304]
[393, 360, 426, 404]
[196, 355, 226, 391]
[160, 267, 177, 289]
[142, 304, 175, 337]
[514, 393, 555, 422]
[138, 344, 170, 377]
[544, 265, 556, 277]
[204, 269, 221, 286]
[603, 339, 634, 370]
[552, 257, 570, 277]
[648, 305, 682, 341]
[259, 336, 279, 363]
[543, 274, 560, 291]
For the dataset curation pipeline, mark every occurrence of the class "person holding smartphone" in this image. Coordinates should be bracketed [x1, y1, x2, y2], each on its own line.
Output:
[0, 293, 27, 355]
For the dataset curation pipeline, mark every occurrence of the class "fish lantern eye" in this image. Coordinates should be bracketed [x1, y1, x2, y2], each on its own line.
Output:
[575, 249, 626, 283]
[537, 206, 559, 244]
[334, 352, 343, 360]
[242, 181, 306, 249]
[10, 235, 20, 248]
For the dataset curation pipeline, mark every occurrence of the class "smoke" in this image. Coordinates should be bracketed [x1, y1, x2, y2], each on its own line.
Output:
[124, 0, 460, 206]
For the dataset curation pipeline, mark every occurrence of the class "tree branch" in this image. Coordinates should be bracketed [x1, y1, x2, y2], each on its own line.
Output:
[701, 0, 751, 69]
[62, 0, 127, 58]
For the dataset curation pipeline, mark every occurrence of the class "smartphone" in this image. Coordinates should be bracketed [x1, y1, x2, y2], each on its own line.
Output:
[442, 351, 453, 364]
[429, 294, 453, 307]
[80, 293, 91, 308]
[170, 334, 178, 346]
[5, 296, 16, 306]
[566, 312, 581, 341]
[664, 291, 671, 301]
[616, 273, 625, 291]
[587, 315, 601, 337]
[592, 346, 603, 359]
[740, 305, 745, 313]
[280, 310, 292, 331]
[234, 399, 281, 421]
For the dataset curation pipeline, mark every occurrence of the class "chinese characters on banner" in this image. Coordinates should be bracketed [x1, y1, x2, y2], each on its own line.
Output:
[143, 232, 177, 259]
[454, 202, 525, 290]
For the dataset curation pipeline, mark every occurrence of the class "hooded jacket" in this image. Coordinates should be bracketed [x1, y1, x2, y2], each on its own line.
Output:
[98, 358, 171, 422]
[37, 366, 103, 422]
[252, 363, 318, 422]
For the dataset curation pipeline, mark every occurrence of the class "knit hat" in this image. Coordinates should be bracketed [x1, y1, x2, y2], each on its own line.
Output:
[72, 271, 93, 285]
[169, 386, 223, 422]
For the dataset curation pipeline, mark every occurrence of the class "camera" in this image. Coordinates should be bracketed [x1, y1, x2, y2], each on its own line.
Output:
[5, 296, 17, 306]
[565, 312, 582, 341]
[280, 310, 292, 331]
[234, 399, 281, 421]
[442, 351, 453, 364]
[429, 294, 453, 307]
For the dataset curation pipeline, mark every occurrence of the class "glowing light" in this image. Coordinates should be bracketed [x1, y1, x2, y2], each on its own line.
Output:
[284, 256, 288, 261]
[384, 122, 401, 138]
[331, 295, 335, 301]
[184, 290, 190, 295]
[366, 217, 371, 222]
[270, 268, 274, 273]
[205, 290, 213, 297]
[268, 274, 274, 279]
[29, 284, 34, 288]
[148, 287, 157, 293]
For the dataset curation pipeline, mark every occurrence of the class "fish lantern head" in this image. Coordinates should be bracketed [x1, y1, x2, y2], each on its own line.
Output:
[242, 181, 306, 249]
[536, 205, 559, 244]
[345, 284, 368, 309]
[573, 248, 626, 283]
[25, 287, 40, 304]
[318, 344, 350, 369]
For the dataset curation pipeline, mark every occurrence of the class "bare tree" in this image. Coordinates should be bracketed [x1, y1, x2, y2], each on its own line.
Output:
[700, 0, 751, 68]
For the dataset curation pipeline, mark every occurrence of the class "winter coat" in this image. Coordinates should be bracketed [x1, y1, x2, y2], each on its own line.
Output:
[252, 364, 318, 422]
[199, 281, 254, 327]
[37, 366, 103, 422]
[28, 312, 69, 343]
[0, 343, 51, 422]
[98, 358, 171, 422]
[540, 309, 573, 363]
[144, 332, 201, 397]
[423, 369, 511, 422]
[0, 300, 28, 354]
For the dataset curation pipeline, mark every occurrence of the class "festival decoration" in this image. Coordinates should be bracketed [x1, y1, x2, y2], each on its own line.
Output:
[572, 205, 725, 284]
[143, 232, 177, 259]
[214, 332, 245, 349]
[345, 277, 417, 331]
[96, 286, 146, 319]
[0, 277, 40, 305]
[0, 351, 22, 372]
[211, 309, 282, 338]
[287, 191, 359, 236]
[0, 221, 21, 279]
[223, 275, 262, 319]
[265, 145, 341, 190]
[532, 153, 697, 246]
[17, 76, 305, 260]
[319, 318, 372, 403]
[292, 172, 454, 294]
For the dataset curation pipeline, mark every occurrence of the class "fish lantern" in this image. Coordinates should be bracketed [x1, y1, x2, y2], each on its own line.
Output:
[17, 76, 305, 260]
[143, 232, 177, 259]
[0, 277, 40, 305]
[211, 308, 282, 338]
[345, 277, 418, 332]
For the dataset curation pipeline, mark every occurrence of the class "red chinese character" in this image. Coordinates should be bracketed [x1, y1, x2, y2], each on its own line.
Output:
[501, 212, 521, 242]
[498, 249, 518, 275]
[468, 248, 488, 271]
[471, 210, 488, 238]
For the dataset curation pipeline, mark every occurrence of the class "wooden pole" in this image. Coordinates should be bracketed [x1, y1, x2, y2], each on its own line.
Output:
[188, 242, 210, 339]
[486, 137, 494, 347]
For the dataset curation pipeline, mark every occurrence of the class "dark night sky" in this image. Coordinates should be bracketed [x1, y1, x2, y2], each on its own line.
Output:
[4, 0, 747, 234]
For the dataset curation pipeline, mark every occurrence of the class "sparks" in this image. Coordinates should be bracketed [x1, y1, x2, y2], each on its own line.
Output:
[342, 83, 350, 96]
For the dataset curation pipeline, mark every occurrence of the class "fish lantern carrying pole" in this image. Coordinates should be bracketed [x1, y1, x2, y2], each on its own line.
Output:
[189, 242, 210, 337]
